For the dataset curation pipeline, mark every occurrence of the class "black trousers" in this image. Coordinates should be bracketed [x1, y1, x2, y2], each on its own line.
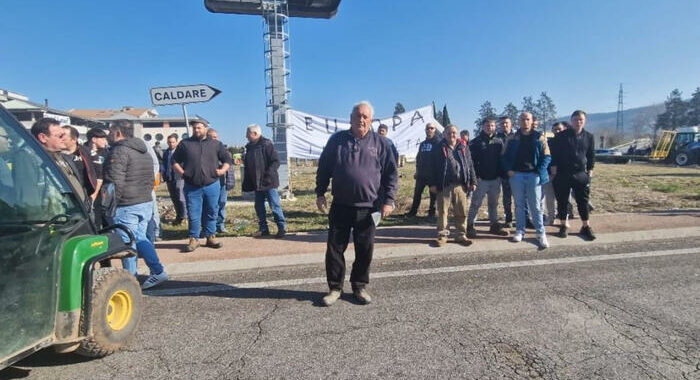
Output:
[409, 176, 436, 215]
[167, 179, 187, 220]
[501, 177, 513, 223]
[553, 171, 591, 221]
[325, 203, 375, 291]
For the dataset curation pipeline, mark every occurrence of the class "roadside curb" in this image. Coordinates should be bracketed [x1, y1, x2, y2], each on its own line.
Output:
[160, 226, 700, 276]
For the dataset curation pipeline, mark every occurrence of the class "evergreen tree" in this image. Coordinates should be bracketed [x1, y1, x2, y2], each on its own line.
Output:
[501, 102, 519, 124]
[521, 96, 536, 114]
[442, 104, 451, 126]
[394, 102, 406, 115]
[686, 87, 700, 126]
[475, 101, 497, 128]
[432, 101, 438, 119]
[655, 89, 689, 132]
[535, 92, 557, 129]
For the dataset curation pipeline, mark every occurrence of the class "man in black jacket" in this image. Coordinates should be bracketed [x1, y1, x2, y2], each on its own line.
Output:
[429, 124, 477, 247]
[242, 124, 286, 238]
[105, 119, 167, 289]
[85, 127, 109, 228]
[497, 116, 515, 227]
[162, 133, 187, 225]
[466, 118, 509, 238]
[62, 125, 99, 203]
[173, 120, 233, 252]
[550, 110, 596, 240]
[316, 101, 398, 306]
[407, 122, 439, 218]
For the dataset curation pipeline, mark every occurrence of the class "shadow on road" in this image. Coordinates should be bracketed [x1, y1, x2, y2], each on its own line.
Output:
[2, 348, 97, 378]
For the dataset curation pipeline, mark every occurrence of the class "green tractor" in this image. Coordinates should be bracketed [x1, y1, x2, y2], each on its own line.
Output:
[0, 104, 142, 370]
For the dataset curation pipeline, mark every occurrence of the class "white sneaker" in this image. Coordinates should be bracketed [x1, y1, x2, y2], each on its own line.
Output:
[322, 290, 342, 306]
[537, 233, 549, 248]
[511, 231, 524, 243]
[142, 271, 168, 289]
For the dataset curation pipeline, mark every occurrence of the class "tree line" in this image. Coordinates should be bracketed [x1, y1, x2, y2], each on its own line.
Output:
[655, 87, 700, 132]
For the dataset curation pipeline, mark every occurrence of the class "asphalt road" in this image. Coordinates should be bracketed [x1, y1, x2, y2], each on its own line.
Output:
[4, 237, 700, 380]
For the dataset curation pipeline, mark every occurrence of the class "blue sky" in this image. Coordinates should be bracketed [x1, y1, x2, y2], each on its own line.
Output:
[2, 0, 699, 145]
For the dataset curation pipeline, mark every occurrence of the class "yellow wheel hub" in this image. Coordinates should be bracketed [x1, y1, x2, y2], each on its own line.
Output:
[106, 290, 133, 331]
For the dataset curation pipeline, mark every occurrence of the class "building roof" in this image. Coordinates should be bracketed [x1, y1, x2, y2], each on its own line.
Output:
[68, 107, 158, 120]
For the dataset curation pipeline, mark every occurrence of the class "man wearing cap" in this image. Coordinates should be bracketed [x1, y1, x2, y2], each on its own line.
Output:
[84, 127, 109, 227]
[173, 120, 233, 252]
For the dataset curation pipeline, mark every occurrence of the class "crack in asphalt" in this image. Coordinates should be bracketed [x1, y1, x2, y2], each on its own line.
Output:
[569, 293, 699, 378]
[227, 303, 280, 379]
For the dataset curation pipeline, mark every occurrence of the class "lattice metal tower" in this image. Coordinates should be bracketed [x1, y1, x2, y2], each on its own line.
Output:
[616, 83, 624, 134]
[204, 0, 341, 197]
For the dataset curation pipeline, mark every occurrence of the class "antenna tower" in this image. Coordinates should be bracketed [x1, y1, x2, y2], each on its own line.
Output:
[616, 83, 624, 134]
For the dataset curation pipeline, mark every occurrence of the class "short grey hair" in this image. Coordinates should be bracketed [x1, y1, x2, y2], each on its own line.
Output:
[206, 128, 218, 135]
[352, 100, 374, 118]
[246, 124, 262, 135]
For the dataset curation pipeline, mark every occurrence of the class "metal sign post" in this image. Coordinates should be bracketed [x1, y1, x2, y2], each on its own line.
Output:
[182, 104, 190, 136]
[149, 84, 221, 137]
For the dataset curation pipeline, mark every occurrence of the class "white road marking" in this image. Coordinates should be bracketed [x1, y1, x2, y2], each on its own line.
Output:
[145, 247, 700, 297]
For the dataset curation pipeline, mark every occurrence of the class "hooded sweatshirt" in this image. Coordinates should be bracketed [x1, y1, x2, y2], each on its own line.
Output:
[104, 138, 155, 206]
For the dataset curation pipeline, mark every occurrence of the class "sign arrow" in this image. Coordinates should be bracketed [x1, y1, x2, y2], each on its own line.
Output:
[150, 84, 222, 106]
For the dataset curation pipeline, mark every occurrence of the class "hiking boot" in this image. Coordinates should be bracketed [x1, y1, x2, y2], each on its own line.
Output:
[580, 226, 597, 241]
[252, 230, 270, 238]
[142, 271, 168, 290]
[455, 235, 473, 247]
[184, 237, 199, 252]
[466, 224, 477, 238]
[322, 289, 342, 306]
[275, 228, 286, 239]
[353, 288, 372, 305]
[489, 223, 510, 236]
[558, 225, 568, 238]
[511, 231, 524, 243]
[206, 235, 223, 249]
[435, 236, 448, 247]
[537, 233, 549, 249]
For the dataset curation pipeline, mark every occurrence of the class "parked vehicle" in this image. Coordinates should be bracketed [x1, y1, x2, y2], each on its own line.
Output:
[0, 104, 142, 370]
[674, 140, 700, 166]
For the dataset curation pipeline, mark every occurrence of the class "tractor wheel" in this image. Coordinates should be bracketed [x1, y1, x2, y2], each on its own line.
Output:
[675, 152, 690, 166]
[76, 267, 143, 357]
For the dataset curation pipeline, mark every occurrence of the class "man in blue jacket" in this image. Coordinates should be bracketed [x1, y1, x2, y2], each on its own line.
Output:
[316, 101, 398, 306]
[501, 112, 551, 248]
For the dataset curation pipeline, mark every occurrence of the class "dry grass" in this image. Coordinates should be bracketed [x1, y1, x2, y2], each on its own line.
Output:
[158, 162, 700, 240]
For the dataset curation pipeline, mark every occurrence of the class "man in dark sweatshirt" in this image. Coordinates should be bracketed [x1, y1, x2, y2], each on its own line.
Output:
[550, 110, 596, 240]
[104, 119, 167, 289]
[315, 101, 398, 306]
[497, 116, 516, 227]
[407, 122, 439, 218]
[467, 117, 509, 238]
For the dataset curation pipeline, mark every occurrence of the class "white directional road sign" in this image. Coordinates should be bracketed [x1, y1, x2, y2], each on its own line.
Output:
[150, 84, 221, 106]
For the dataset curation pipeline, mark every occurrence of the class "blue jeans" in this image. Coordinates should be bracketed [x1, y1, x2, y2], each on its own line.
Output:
[146, 190, 160, 243]
[113, 201, 164, 276]
[217, 184, 227, 231]
[509, 172, 545, 235]
[255, 188, 286, 233]
[185, 181, 220, 238]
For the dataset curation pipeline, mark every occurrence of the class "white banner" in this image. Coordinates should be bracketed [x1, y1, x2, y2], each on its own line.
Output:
[286, 105, 443, 159]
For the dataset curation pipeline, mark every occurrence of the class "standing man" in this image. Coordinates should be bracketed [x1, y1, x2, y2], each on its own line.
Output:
[428, 124, 477, 247]
[460, 129, 470, 145]
[542, 122, 568, 226]
[550, 110, 596, 240]
[242, 124, 287, 238]
[377, 124, 399, 163]
[501, 112, 551, 248]
[316, 101, 398, 306]
[207, 128, 236, 233]
[29, 118, 85, 202]
[62, 125, 99, 206]
[162, 134, 187, 225]
[406, 122, 439, 218]
[84, 128, 109, 228]
[104, 120, 167, 289]
[466, 118, 509, 238]
[173, 120, 233, 252]
[497, 116, 515, 227]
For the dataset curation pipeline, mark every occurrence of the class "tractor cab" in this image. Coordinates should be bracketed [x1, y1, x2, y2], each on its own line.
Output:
[0, 104, 143, 371]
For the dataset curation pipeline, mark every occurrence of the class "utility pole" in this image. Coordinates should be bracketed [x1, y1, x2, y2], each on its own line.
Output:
[616, 83, 624, 135]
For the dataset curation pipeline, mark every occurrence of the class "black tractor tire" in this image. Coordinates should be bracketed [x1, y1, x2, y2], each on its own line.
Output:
[76, 267, 143, 357]
[675, 152, 690, 166]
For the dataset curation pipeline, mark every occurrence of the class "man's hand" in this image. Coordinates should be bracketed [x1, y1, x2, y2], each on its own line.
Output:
[90, 191, 98, 202]
[429, 186, 437, 193]
[316, 196, 327, 213]
[381, 204, 393, 218]
[588, 170, 593, 179]
[215, 168, 226, 177]
[470, 184, 477, 192]
[507, 170, 515, 177]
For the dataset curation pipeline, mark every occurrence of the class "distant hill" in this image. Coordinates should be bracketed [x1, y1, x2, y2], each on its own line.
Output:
[556, 103, 665, 136]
